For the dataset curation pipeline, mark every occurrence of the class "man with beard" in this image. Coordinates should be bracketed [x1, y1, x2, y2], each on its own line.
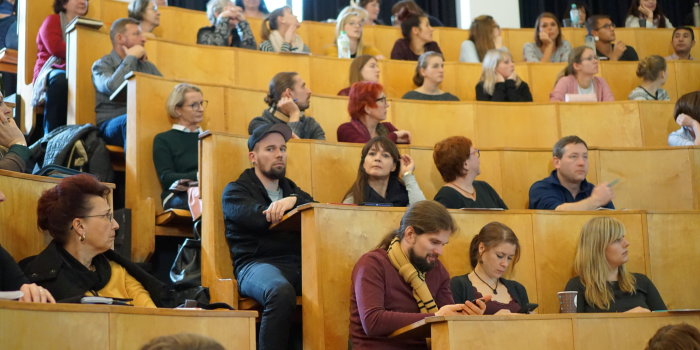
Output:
[247, 72, 326, 140]
[222, 123, 314, 350]
[349, 200, 488, 350]
[529, 135, 615, 210]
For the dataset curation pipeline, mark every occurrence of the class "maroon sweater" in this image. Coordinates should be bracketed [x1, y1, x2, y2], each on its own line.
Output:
[349, 248, 453, 350]
[337, 119, 401, 144]
[34, 14, 67, 81]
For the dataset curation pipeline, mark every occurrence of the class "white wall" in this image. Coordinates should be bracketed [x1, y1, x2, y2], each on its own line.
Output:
[457, 0, 522, 29]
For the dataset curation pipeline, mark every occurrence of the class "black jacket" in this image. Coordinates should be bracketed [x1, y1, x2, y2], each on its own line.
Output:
[475, 80, 533, 102]
[0, 244, 28, 291]
[222, 168, 314, 277]
[450, 274, 531, 314]
[22, 240, 171, 306]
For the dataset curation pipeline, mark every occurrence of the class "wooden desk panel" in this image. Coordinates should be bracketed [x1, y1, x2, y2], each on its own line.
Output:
[0, 301, 257, 350]
[474, 103, 558, 148]
[391, 100, 475, 148]
[558, 102, 643, 148]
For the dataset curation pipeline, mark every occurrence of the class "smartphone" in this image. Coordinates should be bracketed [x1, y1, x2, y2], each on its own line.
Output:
[527, 303, 539, 312]
[608, 178, 620, 187]
[360, 202, 393, 207]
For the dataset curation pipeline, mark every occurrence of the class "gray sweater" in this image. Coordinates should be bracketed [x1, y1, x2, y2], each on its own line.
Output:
[248, 108, 326, 140]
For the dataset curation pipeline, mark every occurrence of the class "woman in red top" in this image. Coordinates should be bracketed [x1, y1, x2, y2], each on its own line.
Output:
[33, 0, 88, 135]
[337, 81, 411, 144]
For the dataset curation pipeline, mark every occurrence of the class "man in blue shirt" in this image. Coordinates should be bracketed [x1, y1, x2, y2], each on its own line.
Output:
[529, 136, 615, 210]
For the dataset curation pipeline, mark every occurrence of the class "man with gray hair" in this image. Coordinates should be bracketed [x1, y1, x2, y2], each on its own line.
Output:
[196, 0, 256, 49]
[92, 17, 162, 147]
[529, 135, 615, 210]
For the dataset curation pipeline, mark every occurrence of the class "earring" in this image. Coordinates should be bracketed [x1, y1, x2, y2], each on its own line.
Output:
[80, 233, 86, 242]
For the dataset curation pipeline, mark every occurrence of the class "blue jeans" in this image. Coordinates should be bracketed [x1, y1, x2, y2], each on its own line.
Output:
[237, 257, 301, 350]
[98, 113, 126, 148]
[43, 69, 67, 135]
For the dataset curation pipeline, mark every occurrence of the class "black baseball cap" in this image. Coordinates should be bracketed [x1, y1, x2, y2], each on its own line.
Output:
[248, 123, 292, 151]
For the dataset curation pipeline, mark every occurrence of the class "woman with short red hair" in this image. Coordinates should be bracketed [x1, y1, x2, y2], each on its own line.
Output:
[337, 81, 411, 144]
[432, 136, 507, 209]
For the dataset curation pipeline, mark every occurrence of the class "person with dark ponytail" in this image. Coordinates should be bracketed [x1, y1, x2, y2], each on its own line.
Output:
[450, 222, 531, 314]
[390, 10, 441, 61]
[402, 51, 459, 101]
[625, 0, 672, 28]
[350, 200, 488, 349]
[258, 6, 309, 53]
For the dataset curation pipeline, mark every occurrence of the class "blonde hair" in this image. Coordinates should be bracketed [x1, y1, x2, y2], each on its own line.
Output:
[479, 49, 522, 95]
[166, 83, 203, 119]
[574, 217, 637, 311]
[334, 6, 368, 55]
[636, 55, 667, 82]
[468, 15, 499, 62]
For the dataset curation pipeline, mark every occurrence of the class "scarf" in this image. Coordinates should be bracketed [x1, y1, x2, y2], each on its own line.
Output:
[268, 30, 306, 53]
[386, 236, 438, 313]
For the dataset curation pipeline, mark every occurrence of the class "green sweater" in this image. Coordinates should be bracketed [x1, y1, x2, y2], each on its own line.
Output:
[152, 129, 199, 201]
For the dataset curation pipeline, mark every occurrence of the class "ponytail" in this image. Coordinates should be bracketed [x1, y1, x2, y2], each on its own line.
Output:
[261, 6, 289, 41]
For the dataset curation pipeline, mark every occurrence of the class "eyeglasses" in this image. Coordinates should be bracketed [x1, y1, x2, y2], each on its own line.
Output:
[470, 149, 480, 158]
[186, 100, 208, 111]
[80, 211, 114, 222]
[375, 96, 387, 104]
[596, 23, 615, 30]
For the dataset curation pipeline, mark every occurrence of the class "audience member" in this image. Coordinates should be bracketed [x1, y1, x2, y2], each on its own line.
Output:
[356, 0, 382, 25]
[460, 15, 507, 63]
[390, 12, 441, 61]
[646, 323, 700, 350]
[222, 123, 313, 350]
[153, 84, 204, 215]
[337, 55, 380, 96]
[666, 26, 695, 61]
[349, 200, 487, 349]
[155, 0, 167, 6]
[587, 15, 639, 61]
[476, 50, 533, 102]
[248, 72, 325, 140]
[342, 136, 425, 206]
[0, 191, 56, 303]
[92, 18, 162, 147]
[323, 6, 382, 58]
[625, 0, 672, 28]
[236, 0, 268, 19]
[550, 46, 614, 102]
[34, 0, 88, 135]
[0, 0, 16, 49]
[128, 0, 160, 38]
[565, 217, 666, 312]
[259, 6, 309, 53]
[668, 91, 700, 146]
[529, 135, 615, 210]
[140, 333, 225, 350]
[524, 12, 572, 63]
[390, 0, 442, 27]
[402, 51, 459, 101]
[337, 81, 411, 144]
[565, 1, 588, 28]
[197, 0, 256, 49]
[432, 136, 507, 209]
[628, 55, 670, 101]
[0, 92, 29, 172]
[23, 174, 168, 306]
[451, 222, 530, 314]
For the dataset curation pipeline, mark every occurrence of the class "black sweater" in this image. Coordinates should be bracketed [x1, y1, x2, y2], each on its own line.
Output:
[222, 168, 314, 276]
[475, 80, 533, 102]
[450, 274, 531, 314]
[565, 273, 666, 312]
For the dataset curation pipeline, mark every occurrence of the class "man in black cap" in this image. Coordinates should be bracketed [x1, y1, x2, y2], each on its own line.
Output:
[222, 123, 313, 350]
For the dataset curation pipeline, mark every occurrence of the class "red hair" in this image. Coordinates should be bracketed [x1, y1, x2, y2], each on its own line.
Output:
[347, 81, 384, 121]
[37, 174, 111, 244]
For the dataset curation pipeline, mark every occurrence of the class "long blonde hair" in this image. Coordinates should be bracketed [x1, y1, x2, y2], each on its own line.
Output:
[574, 217, 637, 311]
[479, 49, 522, 96]
[334, 6, 368, 55]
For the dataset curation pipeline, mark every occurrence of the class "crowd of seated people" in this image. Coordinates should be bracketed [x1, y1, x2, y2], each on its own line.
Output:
[3, 1, 699, 349]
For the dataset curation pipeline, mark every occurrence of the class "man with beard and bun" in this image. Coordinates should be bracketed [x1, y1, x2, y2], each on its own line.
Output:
[222, 123, 314, 350]
[247, 72, 326, 140]
[349, 200, 488, 350]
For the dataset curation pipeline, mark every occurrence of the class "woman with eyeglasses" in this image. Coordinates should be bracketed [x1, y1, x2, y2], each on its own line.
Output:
[153, 83, 205, 212]
[432, 136, 507, 209]
[23, 174, 169, 306]
[550, 46, 614, 102]
[337, 81, 411, 144]
[323, 6, 382, 59]
[128, 0, 160, 38]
